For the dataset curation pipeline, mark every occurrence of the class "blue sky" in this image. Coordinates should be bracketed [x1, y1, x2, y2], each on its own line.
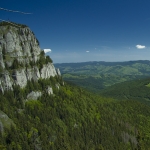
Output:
[1, 0, 150, 63]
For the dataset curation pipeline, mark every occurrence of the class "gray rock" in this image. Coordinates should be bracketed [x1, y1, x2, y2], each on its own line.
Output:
[56, 68, 61, 76]
[6, 32, 15, 52]
[0, 73, 13, 93]
[14, 69, 27, 88]
[26, 67, 40, 81]
[0, 45, 5, 69]
[27, 91, 42, 100]
[55, 83, 60, 89]
[47, 86, 53, 95]
[40, 63, 57, 78]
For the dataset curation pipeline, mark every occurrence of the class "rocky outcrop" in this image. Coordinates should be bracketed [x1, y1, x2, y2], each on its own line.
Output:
[46, 86, 53, 95]
[0, 73, 13, 93]
[13, 69, 28, 88]
[0, 26, 41, 67]
[40, 63, 58, 78]
[56, 68, 61, 76]
[27, 91, 42, 100]
[26, 67, 40, 81]
[26, 87, 53, 100]
[0, 22, 61, 92]
[55, 83, 60, 89]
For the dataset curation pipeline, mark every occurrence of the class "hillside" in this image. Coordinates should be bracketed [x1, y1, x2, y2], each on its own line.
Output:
[0, 22, 150, 149]
[1, 81, 150, 149]
[55, 61, 150, 92]
[100, 77, 150, 105]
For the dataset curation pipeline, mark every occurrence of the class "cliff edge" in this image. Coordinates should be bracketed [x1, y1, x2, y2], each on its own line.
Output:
[0, 22, 61, 93]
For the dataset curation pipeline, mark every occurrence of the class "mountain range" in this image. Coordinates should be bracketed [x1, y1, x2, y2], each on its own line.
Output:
[55, 61, 150, 92]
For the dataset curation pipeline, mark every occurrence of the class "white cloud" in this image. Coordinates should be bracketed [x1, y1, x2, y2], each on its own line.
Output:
[43, 49, 52, 53]
[136, 45, 146, 49]
[86, 51, 90, 52]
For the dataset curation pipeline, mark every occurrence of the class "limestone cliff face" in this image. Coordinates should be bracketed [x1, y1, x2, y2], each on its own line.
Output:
[40, 63, 58, 78]
[0, 22, 61, 93]
[0, 25, 40, 67]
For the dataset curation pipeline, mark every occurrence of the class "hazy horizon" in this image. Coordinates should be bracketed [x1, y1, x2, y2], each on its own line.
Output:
[54, 59, 150, 64]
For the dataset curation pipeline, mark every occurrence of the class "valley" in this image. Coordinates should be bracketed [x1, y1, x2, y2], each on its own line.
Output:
[55, 61, 150, 92]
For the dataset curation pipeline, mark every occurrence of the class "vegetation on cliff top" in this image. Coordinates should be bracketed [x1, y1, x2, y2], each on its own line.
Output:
[0, 21, 28, 28]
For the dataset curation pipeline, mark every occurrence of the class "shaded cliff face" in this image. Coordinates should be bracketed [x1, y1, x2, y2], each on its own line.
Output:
[0, 22, 61, 93]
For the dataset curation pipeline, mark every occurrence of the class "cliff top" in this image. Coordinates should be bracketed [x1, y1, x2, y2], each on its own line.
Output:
[0, 21, 28, 28]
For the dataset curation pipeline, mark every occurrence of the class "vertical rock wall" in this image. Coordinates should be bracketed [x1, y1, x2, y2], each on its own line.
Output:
[0, 23, 61, 93]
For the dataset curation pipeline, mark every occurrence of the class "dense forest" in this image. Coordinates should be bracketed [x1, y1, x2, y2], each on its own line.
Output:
[100, 77, 150, 105]
[0, 77, 150, 149]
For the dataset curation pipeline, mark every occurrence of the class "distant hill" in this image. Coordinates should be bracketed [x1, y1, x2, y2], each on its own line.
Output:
[100, 77, 150, 105]
[54, 60, 150, 92]
[55, 60, 150, 75]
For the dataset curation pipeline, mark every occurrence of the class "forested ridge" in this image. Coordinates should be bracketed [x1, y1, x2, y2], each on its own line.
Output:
[100, 77, 150, 105]
[0, 78, 150, 149]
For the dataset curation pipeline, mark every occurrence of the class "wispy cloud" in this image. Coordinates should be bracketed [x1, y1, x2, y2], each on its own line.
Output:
[86, 51, 90, 52]
[43, 49, 52, 53]
[136, 45, 146, 49]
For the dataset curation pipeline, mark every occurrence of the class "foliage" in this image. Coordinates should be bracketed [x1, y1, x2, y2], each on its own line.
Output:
[36, 51, 53, 70]
[100, 77, 150, 105]
[11, 58, 24, 69]
[0, 21, 28, 28]
[0, 80, 150, 149]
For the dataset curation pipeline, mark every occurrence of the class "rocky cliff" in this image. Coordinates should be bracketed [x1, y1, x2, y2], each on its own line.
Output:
[0, 22, 61, 93]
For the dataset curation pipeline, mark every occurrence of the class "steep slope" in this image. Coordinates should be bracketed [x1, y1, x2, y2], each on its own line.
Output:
[1, 81, 150, 149]
[0, 22, 150, 149]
